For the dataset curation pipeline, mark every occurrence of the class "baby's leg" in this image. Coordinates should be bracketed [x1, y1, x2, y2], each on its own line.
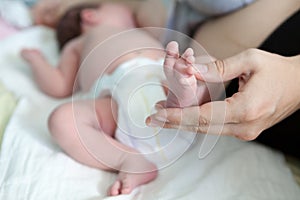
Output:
[164, 41, 200, 108]
[48, 98, 157, 196]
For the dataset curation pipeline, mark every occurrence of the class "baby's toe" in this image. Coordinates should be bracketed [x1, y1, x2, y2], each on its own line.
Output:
[164, 41, 179, 69]
[181, 48, 195, 65]
[108, 180, 121, 196]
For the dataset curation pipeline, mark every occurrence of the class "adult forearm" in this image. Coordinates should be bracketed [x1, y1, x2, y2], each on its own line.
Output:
[194, 0, 300, 59]
[292, 54, 300, 110]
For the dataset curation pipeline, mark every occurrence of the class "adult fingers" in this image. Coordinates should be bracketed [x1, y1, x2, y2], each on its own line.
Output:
[148, 114, 260, 140]
[148, 98, 246, 128]
[193, 49, 261, 83]
[154, 100, 166, 110]
[147, 116, 233, 137]
[154, 122, 225, 136]
[148, 101, 229, 127]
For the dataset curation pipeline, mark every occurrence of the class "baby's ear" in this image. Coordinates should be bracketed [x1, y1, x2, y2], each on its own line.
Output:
[81, 9, 97, 25]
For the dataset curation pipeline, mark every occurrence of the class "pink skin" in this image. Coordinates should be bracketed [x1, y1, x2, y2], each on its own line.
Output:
[21, 49, 45, 64]
[109, 170, 157, 196]
[164, 41, 199, 108]
[21, 3, 163, 196]
[22, 5, 159, 195]
[48, 97, 158, 197]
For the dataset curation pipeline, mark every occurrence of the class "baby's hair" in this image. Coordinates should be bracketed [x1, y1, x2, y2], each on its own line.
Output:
[56, 3, 100, 50]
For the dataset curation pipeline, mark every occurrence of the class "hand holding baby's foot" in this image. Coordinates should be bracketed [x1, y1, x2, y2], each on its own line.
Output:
[164, 41, 198, 108]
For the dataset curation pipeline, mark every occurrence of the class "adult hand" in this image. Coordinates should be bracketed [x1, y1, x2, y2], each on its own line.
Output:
[147, 49, 300, 140]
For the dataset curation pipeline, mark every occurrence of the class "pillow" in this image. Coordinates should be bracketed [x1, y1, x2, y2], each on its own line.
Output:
[0, 82, 17, 148]
[0, 17, 18, 40]
[0, 0, 33, 28]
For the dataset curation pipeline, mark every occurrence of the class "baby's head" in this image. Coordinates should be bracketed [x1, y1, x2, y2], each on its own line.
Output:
[56, 3, 136, 49]
[56, 4, 99, 49]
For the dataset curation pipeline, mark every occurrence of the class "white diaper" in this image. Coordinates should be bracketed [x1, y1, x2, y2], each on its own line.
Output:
[90, 57, 196, 167]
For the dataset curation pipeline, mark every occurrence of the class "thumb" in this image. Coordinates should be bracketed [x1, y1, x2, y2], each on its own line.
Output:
[193, 49, 258, 83]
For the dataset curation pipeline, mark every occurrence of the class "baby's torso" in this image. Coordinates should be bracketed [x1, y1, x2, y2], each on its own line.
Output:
[77, 26, 165, 92]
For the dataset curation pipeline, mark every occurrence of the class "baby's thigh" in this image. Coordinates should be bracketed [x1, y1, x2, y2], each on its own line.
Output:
[48, 100, 97, 139]
[72, 97, 117, 137]
[94, 97, 118, 137]
[48, 97, 117, 139]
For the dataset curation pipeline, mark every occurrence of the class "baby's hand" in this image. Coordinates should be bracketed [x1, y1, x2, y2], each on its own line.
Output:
[21, 48, 44, 63]
[20, 48, 47, 70]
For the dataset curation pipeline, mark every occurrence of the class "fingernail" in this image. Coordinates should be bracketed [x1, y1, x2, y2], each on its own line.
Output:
[154, 110, 170, 123]
[194, 64, 208, 74]
[146, 118, 159, 127]
[155, 116, 169, 123]
[155, 103, 164, 110]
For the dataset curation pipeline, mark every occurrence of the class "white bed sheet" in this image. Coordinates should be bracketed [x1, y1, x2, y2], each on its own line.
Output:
[0, 27, 299, 200]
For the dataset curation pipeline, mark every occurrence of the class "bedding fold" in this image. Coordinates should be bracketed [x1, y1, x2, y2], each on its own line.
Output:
[0, 82, 17, 148]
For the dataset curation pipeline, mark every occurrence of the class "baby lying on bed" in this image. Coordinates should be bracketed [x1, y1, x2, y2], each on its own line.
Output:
[21, 2, 205, 196]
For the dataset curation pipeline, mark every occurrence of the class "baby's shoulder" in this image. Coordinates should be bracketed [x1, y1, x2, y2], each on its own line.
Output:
[63, 36, 84, 51]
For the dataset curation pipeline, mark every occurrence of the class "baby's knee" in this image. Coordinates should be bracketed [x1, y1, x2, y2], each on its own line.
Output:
[48, 103, 73, 140]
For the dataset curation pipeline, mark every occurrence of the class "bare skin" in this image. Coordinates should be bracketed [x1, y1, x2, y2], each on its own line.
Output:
[146, 0, 300, 143]
[22, 37, 204, 196]
[48, 98, 158, 196]
[22, 3, 164, 196]
[163, 41, 212, 108]
[109, 170, 157, 196]
[148, 50, 300, 141]
[29, 0, 175, 30]
[194, 0, 300, 59]
[23, 0, 300, 195]
[21, 28, 163, 95]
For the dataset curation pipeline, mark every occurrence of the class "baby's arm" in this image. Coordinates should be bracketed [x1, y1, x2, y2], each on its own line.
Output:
[21, 38, 81, 98]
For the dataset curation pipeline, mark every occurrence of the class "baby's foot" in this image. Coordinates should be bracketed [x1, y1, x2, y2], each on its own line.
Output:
[164, 41, 198, 108]
[108, 168, 157, 196]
